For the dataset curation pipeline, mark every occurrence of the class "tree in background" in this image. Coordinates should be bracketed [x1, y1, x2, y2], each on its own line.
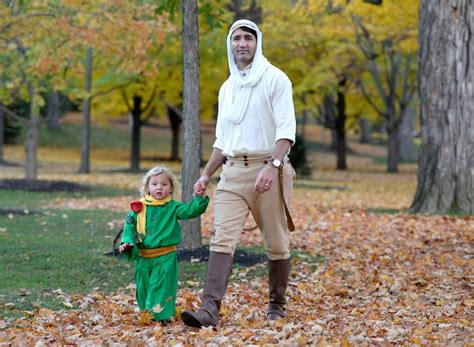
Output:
[55, 1, 172, 173]
[351, 7, 418, 172]
[0, 1, 60, 179]
[262, 0, 364, 171]
[228, 0, 262, 23]
[410, 0, 473, 214]
[121, 86, 157, 171]
[261, 0, 418, 172]
[0, 1, 173, 176]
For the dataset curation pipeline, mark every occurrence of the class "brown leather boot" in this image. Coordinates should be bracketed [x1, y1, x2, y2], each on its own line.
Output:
[181, 251, 233, 327]
[267, 258, 290, 320]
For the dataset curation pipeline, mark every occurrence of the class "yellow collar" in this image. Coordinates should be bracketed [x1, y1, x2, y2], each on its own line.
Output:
[136, 195, 172, 234]
[141, 194, 172, 206]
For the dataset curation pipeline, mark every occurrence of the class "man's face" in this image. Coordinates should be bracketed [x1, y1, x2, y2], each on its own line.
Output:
[231, 28, 257, 69]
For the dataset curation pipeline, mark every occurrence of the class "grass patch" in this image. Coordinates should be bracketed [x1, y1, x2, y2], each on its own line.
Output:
[179, 262, 208, 288]
[294, 181, 349, 191]
[371, 156, 388, 165]
[23, 121, 215, 161]
[366, 207, 401, 215]
[0, 185, 135, 210]
[33, 122, 169, 153]
[0, 208, 133, 319]
[411, 210, 472, 218]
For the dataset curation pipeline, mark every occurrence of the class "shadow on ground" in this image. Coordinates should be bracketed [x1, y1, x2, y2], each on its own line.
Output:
[0, 179, 90, 192]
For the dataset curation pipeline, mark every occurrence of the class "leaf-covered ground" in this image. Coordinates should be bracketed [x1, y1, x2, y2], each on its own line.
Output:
[1, 120, 472, 345]
[1, 170, 472, 345]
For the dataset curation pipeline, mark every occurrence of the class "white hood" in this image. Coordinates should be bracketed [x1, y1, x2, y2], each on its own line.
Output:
[221, 19, 270, 124]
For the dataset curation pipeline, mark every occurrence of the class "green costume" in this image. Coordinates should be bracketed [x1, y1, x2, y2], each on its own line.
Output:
[121, 195, 209, 321]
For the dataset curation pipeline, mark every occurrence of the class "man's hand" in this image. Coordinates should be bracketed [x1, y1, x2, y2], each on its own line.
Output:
[119, 243, 134, 252]
[194, 175, 210, 195]
[255, 164, 279, 193]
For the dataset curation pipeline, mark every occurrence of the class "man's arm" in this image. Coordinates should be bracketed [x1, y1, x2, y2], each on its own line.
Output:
[194, 148, 225, 194]
[255, 139, 292, 193]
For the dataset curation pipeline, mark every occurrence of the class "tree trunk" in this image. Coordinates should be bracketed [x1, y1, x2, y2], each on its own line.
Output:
[300, 109, 308, 138]
[411, 0, 473, 214]
[78, 47, 93, 174]
[385, 100, 399, 172]
[335, 82, 347, 170]
[47, 91, 61, 130]
[359, 117, 372, 144]
[386, 123, 400, 173]
[181, 0, 202, 249]
[167, 105, 182, 161]
[398, 107, 417, 162]
[25, 83, 39, 180]
[130, 95, 142, 171]
[320, 95, 337, 150]
[0, 106, 4, 162]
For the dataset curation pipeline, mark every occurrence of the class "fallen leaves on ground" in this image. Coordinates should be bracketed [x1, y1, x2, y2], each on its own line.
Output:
[2, 172, 473, 344]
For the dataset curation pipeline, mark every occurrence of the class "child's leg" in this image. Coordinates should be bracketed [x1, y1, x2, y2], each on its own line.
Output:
[146, 255, 178, 321]
[134, 259, 150, 311]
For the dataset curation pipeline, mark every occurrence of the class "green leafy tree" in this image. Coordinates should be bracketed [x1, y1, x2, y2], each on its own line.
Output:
[0, 1, 61, 179]
[55, 0, 172, 173]
[349, 0, 418, 172]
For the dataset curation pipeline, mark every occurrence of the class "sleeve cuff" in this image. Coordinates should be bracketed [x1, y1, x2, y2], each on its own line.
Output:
[275, 133, 296, 145]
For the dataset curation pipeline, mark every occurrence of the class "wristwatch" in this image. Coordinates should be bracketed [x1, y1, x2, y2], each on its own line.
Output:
[270, 158, 282, 168]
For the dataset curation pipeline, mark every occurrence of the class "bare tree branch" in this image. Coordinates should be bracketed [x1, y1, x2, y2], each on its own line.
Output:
[91, 81, 135, 99]
[142, 85, 157, 113]
[161, 98, 183, 120]
[401, 55, 412, 103]
[357, 80, 386, 118]
[121, 89, 133, 112]
[366, 59, 388, 102]
[0, 104, 26, 124]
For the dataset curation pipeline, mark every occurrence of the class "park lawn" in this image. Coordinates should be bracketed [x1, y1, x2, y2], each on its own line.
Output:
[7, 115, 217, 167]
[0, 207, 131, 318]
[0, 185, 137, 319]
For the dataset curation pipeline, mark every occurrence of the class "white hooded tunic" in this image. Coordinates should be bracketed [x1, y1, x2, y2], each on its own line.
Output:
[213, 19, 296, 157]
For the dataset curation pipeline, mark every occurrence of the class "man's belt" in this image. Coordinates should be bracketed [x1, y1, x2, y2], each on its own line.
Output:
[139, 245, 177, 258]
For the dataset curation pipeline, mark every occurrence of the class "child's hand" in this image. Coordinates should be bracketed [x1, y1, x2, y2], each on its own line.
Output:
[119, 243, 134, 252]
[194, 185, 206, 196]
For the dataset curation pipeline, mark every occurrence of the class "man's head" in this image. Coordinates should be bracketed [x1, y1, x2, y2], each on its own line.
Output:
[230, 27, 257, 69]
[227, 20, 262, 71]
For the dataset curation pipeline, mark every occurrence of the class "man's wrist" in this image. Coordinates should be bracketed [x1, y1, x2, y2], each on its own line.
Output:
[269, 158, 282, 168]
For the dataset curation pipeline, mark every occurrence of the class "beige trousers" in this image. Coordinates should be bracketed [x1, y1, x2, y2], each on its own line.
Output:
[209, 155, 295, 260]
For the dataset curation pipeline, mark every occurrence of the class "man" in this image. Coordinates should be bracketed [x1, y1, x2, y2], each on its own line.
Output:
[181, 19, 296, 328]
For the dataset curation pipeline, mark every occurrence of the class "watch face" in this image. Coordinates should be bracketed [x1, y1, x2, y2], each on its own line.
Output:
[272, 159, 281, 167]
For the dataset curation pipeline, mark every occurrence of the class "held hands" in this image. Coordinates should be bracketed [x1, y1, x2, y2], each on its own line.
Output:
[193, 175, 210, 196]
[255, 164, 278, 193]
[119, 243, 134, 252]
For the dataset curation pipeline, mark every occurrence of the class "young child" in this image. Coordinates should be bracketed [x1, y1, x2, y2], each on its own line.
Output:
[119, 166, 209, 322]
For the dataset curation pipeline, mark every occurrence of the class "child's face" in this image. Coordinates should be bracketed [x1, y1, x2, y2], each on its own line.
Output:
[147, 173, 173, 200]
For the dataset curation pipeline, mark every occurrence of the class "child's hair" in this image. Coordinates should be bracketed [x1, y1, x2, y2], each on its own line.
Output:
[140, 166, 178, 197]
